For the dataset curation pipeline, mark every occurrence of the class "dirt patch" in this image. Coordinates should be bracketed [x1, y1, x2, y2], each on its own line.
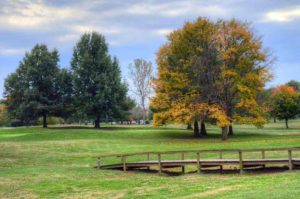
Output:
[62, 190, 127, 199]
[181, 186, 240, 199]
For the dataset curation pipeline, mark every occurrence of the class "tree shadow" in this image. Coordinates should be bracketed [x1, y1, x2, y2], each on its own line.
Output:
[107, 166, 299, 176]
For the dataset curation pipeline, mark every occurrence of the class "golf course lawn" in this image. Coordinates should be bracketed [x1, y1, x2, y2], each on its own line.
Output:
[1, 120, 300, 198]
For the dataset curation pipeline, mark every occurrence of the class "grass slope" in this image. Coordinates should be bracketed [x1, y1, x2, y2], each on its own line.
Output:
[1, 120, 300, 198]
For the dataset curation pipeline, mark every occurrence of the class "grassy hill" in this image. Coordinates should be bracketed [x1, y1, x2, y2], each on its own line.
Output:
[1, 120, 300, 198]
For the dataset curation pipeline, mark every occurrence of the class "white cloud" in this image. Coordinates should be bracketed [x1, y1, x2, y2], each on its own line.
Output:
[153, 28, 173, 36]
[72, 25, 122, 35]
[263, 7, 300, 22]
[0, 48, 25, 56]
[0, 0, 85, 29]
[126, 2, 228, 17]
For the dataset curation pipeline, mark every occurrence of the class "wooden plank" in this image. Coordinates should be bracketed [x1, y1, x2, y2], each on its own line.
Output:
[239, 151, 243, 174]
[288, 150, 293, 171]
[97, 147, 300, 159]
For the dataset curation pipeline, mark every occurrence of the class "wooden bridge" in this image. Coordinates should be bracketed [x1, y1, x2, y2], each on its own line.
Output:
[96, 147, 300, 174]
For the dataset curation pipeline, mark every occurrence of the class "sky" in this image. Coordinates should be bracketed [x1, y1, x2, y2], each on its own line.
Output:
[1, 0, 300, 97]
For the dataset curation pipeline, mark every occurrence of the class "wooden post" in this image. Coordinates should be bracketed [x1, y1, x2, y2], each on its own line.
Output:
[158, 153, 162, 174]
[97, 157, 101, 169]
[122, 156, 127, 172]
[288, 150, 293, 171]
[146, 153, 150, 170]
[196, 152, 201, 174]
[261, 150, 265, 168]
[147, 153, 150, 161]
[181, 152, 185, 173]
[220, 152, 223, 174]
[239, 151, 243, 174]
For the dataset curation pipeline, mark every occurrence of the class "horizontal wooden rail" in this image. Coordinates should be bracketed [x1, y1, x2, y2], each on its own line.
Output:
[97, 147, 300, 159]
[96, 147, 300, 174]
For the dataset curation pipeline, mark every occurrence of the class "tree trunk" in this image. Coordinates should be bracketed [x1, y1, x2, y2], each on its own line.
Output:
[285, 118, 289, 129]
[187, 123, 192, 130]
[200, 121, 207, 137]
[43, 112, 47, 128]
[228, 124, 233, 136]
[221, 126, 228, 140]
[94, 116, 100, 129]
[193, 121, 200, 137]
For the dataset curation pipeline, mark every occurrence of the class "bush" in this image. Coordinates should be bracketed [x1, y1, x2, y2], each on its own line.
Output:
[10, 119, 23, 127]
[38, 117, 65, 125]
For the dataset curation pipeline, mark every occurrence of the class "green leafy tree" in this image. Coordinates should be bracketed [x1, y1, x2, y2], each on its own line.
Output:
[71, 32, 129, 128]
[4, 44, 61, 128]
[56, 68, 74, 120]
[287, 80, 300, 92]
[271, 85, 300, 129]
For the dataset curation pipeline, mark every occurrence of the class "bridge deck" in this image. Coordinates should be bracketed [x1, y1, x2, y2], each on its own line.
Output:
[96, 147, 300, 174]
[100, 158, 300, 170]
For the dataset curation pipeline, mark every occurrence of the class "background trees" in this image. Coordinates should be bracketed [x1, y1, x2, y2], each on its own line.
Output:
[128, 59, 153, 123]
[151, 18, 272, 140]
[71, 32, 131, 128]
[270, 85, 300, 128]
[4, 44, 61, 128]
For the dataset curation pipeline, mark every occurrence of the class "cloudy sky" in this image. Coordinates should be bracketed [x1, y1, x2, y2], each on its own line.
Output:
[1, 0, 300, 96]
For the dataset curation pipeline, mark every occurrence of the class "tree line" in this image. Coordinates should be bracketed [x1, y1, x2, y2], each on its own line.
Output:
[4, 32, 137, 128]
[2, 17, 299, 138]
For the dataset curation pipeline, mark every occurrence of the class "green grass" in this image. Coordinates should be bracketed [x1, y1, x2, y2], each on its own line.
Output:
[1, 120, 300, 198]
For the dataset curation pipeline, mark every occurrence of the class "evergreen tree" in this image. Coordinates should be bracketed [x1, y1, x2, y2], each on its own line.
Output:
[71, 32, 129, 128]
[4, 44, 61, 127]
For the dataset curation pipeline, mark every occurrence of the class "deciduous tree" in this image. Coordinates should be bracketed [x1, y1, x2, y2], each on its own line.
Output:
[151, 18, 272, 140]
[270, 85, 300, 129]
[128, 59, 153, 122]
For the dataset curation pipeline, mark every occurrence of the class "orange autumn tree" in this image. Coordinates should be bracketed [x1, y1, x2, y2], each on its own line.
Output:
[151, 17, 272, 140]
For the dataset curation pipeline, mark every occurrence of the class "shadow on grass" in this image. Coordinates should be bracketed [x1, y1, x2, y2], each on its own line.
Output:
[108, 166, 299, 176]
[47, 125, 183, 131]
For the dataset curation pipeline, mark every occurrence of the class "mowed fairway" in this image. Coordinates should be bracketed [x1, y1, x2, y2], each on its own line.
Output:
[1, 121, 300, 199]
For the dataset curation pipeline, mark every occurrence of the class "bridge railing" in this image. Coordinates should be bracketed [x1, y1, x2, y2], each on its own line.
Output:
[96, 147, 300, 173]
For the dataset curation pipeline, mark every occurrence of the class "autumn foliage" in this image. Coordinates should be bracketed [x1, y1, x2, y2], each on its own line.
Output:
[151, 18, 272, 140]
[270, 85, 300, 128]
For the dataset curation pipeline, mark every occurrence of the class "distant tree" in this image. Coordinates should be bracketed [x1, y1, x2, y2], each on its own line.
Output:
[71, 32, 129, 128]
[0, 100, 9, 126]
[287, 80, 300, 92]
[4, 44, 61, 128]
[130, 106, 144, 124]
[114, 95, 136, 124]
[270, 85, 300, 129]
[128, 59, 153, 122]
